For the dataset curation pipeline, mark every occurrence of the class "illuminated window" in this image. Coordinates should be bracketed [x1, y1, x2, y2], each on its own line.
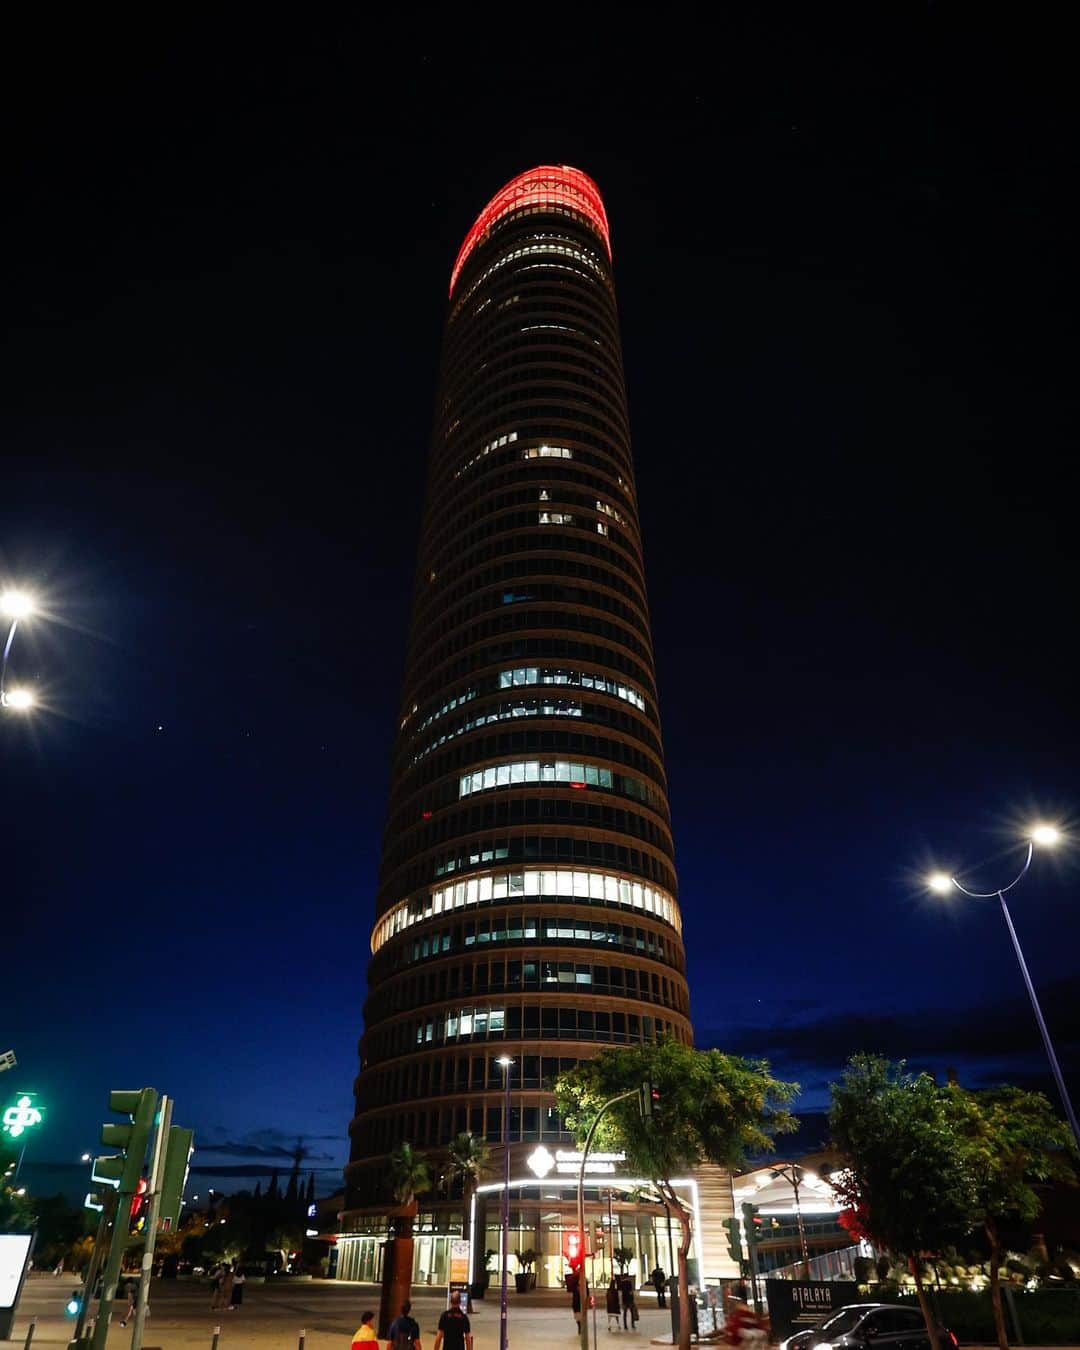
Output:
[418, 688, 478, 732]
[498, 666, 646, 712]
[539, 512, 574, 525]
[522, 444, 573, 460]
[454, 431, 518, 479]
[595, 499, 627, 525]
[372, 869, 681, 953]
[596, 521, 609, 536]
[458, 759, 658, 806]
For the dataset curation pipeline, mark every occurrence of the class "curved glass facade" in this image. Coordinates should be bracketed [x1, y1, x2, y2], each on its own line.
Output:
[343, 166, 692, 1270]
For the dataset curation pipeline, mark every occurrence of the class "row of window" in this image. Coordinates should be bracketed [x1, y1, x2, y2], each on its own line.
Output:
[379, 830, 678, 915]
[362, 1000, 687, 1064]
[499, 665, 646, 711]
[414, 699, 582, 763]
[361, 1051, 590, 1112]
[371, 867, 680, 952]
[354, 1101, 572, 1161]
[439, 400, 631, 480]
[370, 913, 681, 981]
[409, 575, 649, 668]
[415, 539, 647, 652]
[391, 725, 664, 820]
[443, 377, 629, 462]
[366, 955, 688, 1023]
[454, 430, 519, 480]
[444, 287, 620, 394]
[404, 598, 650, 691]
[453, 236, 607, 310]
[379, 797, 675, 890]
[458, 759, 659, 810]
[420, 460, 639, 607]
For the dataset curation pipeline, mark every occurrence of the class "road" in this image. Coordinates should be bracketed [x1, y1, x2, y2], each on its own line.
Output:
[9, 1274, 674, 1349]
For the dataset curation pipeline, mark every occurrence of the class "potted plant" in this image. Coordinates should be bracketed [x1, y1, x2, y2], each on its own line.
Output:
[472, 1248, 497, 1301]
[514, 1248, 538, 1292]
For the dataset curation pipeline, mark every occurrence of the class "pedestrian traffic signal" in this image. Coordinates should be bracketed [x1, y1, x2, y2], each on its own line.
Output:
[94, 1088, 158, 1198]
[638, 1079, 661, 1121]
[722, 1216, 743, 1263]
[129, 1175, 149, 1233]
[563, 1229, 584, 1268]
[741, 1202, 763, 1233]
[158, 1125, 194, 1230]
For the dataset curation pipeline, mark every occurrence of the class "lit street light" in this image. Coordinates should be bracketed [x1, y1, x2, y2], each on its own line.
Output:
[1, 588, 36, 712]
[926, 825, 1078, 1148]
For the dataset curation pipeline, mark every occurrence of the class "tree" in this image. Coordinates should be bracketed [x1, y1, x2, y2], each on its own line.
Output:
[379, 1143, 432, 1336]
[951, 1085, 1077, 1350]
[443, 1131, 490, 1252]
[829, 1055, 978, 1350]
[612, 1245, 634, 1273]
[556, 1040, 798, 1350]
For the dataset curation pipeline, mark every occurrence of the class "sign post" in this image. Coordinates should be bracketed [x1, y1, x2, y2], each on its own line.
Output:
[764, 1279, 860, 1343]
[448, 1237, 471, 1307]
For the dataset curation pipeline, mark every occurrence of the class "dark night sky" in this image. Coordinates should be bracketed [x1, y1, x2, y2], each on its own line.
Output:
[2, 10, 1077, 1198]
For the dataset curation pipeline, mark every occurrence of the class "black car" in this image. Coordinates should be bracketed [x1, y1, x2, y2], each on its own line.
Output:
[780, 1303, 958, 1350]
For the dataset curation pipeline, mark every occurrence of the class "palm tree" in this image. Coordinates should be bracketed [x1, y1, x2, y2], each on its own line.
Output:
[379, 1143, 432, 1336]
[444, 1132, 490, 1244]
[444, 1132, 491, 1300]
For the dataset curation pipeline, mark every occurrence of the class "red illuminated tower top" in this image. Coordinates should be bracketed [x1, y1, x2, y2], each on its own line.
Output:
[449, 164, 611, 296]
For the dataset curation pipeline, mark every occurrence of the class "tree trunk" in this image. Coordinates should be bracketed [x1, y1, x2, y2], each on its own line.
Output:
[986, 1218, 1009, 1350]
[378, 1208, 416, 1338]
[664, 1185, 694, 1350]
[911, 1256, 942, 1350]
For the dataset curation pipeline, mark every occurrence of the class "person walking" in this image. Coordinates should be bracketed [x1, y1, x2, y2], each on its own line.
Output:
[386, 1297, 422, 1350]
[651, 1264, 667, 1308]
[209, 1264, 224, 1310]
[619, 1272, 637, 1330]
[352, 1310, 378, 1347]
[218, 1263, 235, 1312]
[606, 1277, 622, 1332]
[118, 1277, 137, 1327]
[433, 1289, 472, 1350]
[230, 1267, 246, 1308]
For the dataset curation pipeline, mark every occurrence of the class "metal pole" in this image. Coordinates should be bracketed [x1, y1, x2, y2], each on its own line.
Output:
[22, 1316, 36, 1349]
[210, 1325, 221, 1350]
[790, 1171, 810, 1279]
[998, 892, 1080, 1148]
[131, 1094, 172, 1350]
[499, 1061, 511, 1350]
[73, 1199, 113, 1345]
[578, 1089, 636, 1350]
[298, 1331, 307, 1350]
[13, 1142, 27, 1182]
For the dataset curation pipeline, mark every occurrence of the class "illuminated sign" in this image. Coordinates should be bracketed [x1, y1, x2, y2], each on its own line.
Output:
[0, 1234, 34, 1310]
[2, 1096, 43, 1140]
[526, 1145, 626, 1179]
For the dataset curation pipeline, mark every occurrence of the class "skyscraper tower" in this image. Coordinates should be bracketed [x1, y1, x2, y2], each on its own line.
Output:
[339, 166, 693, 1288]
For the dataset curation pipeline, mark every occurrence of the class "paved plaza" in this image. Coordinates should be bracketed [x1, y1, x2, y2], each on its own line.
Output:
[8, 1275, 675, 1350]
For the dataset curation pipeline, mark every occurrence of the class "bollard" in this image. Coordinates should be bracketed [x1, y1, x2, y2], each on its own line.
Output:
[23, 1317, 36, 1349]
[211, 1324, 222, 1350]
[298, 1330, 306, 1350]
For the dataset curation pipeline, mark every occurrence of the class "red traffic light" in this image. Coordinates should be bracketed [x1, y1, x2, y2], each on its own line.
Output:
[563, 1229, 584, 1267]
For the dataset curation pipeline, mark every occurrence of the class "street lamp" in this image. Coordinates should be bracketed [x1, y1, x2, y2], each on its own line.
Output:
[926, 825, 1078, 1147]
[496, 1055, 514, 1350]
[770, 1164, 811, 1278]
[1, 589, 35, 711]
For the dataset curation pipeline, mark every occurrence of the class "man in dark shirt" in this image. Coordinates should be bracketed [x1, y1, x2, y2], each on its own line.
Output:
[433, 1291, 472, 1350]
[387, 1299, 422, 1350]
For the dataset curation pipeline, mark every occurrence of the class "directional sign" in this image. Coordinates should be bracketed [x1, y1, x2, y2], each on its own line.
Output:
[1, 1095, 43, 1139]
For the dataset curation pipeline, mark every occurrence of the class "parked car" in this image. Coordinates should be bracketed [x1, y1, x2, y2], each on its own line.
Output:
[781, 1303, 958, 1350]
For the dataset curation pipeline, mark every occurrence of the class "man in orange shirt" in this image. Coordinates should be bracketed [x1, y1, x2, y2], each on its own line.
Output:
[352, 1310, 377, 1347]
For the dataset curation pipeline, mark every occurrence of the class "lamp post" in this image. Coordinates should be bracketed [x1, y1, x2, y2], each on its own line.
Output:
[496, 1055, 514, 1350]
[770, 1164, 811, 1278]
[1, 590, 35, 711]
[927, 825, 1079, 1148]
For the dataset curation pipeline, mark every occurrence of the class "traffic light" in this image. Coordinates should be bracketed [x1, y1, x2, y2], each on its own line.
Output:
[158, 1125, 194, 1230]
[722, 1215, 743, 1263]
[129, 1175, 149, 1233]
[563, 1228, 584, 1269]
[93, 1088, 158, 1198]
[741, 1201, 762, 1231]
[638, 1079, 661, 1121]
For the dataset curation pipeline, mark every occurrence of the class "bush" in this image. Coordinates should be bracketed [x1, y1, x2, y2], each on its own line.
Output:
[894, 1289, 1080, 1345]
